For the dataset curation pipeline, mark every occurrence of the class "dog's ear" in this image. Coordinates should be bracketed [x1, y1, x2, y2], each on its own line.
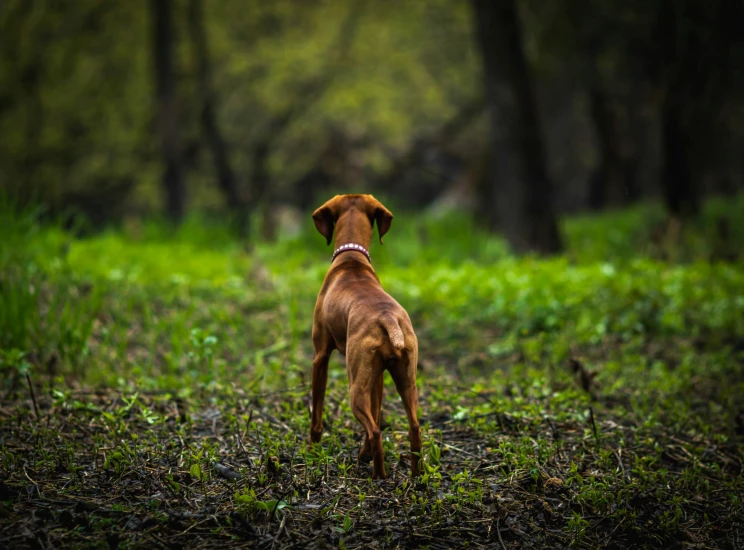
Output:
[312, 201, 336, 245]
[370, 197, 393, 244]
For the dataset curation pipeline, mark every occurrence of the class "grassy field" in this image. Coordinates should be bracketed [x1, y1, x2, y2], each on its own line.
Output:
[1, 197, 744, 549]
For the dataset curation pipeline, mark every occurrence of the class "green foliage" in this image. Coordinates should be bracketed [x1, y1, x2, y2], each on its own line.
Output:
[1, 195, 743, 393]
[0, 0, 151, 196]
[0, 0, 479, 208]
[0, 199, 103, 376]
[0, 199, 743, 547]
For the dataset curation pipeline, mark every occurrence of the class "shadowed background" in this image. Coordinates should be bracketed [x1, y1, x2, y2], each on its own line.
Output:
[2, 0, 743, 251]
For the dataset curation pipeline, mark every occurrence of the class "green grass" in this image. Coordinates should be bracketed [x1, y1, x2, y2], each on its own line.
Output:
[1, 196, 743, 548]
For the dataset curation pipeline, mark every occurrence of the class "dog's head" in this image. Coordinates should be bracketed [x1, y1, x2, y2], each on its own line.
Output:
[312, 194, 393, 246]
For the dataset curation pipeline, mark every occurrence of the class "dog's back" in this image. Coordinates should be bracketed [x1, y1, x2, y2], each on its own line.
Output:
[318, 260, 415, 360]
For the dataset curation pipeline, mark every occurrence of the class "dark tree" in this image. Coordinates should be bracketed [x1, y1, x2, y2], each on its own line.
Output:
[650, 0, 741, 218]
[586, 85, 637, 209]
[471, 0, 562, 254]
[187, 0, 245, 234]
[660, 89, 700, 218]
[579, 24, 638, 210]
[655, 0, 704, 218]
[149, 0, 185, 224]
[566, 1, 639, 211]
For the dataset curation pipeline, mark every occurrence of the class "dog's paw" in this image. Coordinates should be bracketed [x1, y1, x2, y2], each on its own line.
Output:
[358, 440, 373, 463]
[371, 467, 388, 480]
[309, 430, 323, 445]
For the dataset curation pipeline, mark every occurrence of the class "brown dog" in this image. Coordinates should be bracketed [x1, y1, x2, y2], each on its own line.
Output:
[310, 194, 421, 479]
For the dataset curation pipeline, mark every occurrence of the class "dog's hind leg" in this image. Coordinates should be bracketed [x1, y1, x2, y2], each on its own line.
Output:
[372, 372, 384, 426]
[310, 326, 333, 445]
[360, 373, 384, 462]
[389, 355, 422, 477]
[349, 363, 387, 479]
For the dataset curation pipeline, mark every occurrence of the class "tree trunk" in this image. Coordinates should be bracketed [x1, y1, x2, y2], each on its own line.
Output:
[653, 0, 737, 218]
[187, 0, 246, 235]
[587, 87, 634, 210]
[149, 0, 185, 224]
[250, 142, 274, 241]
[660, 91, 699, 218]
[471, 0, 562, 254]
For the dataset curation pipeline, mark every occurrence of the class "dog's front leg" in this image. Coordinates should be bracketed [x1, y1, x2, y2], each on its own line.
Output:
[310, 352, 330, 444]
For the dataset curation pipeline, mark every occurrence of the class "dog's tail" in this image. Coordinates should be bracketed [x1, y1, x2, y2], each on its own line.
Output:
[380, 313, 405, 349]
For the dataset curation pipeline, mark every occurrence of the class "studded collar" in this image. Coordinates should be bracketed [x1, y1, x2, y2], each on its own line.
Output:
[331, 243, 371, 263]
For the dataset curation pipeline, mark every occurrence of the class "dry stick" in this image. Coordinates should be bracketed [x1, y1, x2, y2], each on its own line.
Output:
[270, 493, 288, 519]
[23, 465, 42, 497]
[546, 415, 560, 440]
[444, 443, 480, 459]
[614, 449, 629, 481]
[271, 514, 287, 550]
[496, 518, 507, 550]
[395, 497, 415, 540]
[176, 514, 216, 537]
[256, 411, 292, 433]
[254, 414, 264, 470]
[588, 407, 600, 446]
[236, 409, 252, 457]
[600, 515, 626, 547]
[25, 372, 40, 420]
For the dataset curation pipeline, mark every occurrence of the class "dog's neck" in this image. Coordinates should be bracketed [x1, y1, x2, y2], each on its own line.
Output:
[332, 210, 373, 264]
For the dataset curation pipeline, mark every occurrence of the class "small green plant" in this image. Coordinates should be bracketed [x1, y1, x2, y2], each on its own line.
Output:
[234, 488, 292, 519]
[0, 348, 31, 390]
[566, 511, 590, 546]
[187, 328, 219, 372]
[334, 509, 354, 534]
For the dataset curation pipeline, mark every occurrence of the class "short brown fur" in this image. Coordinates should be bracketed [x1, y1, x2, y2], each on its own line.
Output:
[309, 194, 421, 479]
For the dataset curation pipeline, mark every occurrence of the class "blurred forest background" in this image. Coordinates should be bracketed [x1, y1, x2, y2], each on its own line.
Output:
[2, 0, 743, 253]
[3, 3, 744, 547]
